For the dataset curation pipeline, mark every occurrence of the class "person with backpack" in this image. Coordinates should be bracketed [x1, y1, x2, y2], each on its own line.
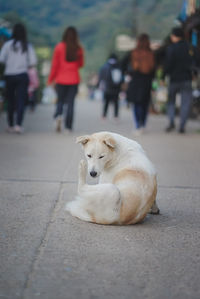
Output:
[98, 53, 123, 120]
[0, 23, 37, 133]
[122, 33, 155, 135]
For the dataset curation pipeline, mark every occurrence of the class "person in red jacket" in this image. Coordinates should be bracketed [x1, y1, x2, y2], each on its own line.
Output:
[47, 26, 84, 132]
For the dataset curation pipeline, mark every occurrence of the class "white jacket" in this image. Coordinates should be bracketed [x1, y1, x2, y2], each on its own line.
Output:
[0, 39, 37, 75]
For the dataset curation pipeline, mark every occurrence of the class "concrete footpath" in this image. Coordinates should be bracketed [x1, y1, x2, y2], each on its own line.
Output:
[0, 98, 200, 299]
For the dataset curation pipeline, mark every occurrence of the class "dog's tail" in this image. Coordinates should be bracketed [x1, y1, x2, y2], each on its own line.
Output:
[65, 196, 80, 211]
[65, 197, 92, 222]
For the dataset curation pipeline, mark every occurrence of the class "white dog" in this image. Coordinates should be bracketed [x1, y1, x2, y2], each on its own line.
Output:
[66, 131, 159, 225]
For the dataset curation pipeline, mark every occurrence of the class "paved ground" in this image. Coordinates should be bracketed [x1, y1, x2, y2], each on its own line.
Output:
[0, 98, 200, 299]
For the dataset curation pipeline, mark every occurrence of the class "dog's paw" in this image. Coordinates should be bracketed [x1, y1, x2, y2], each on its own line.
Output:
[149, 206, 160, 215]
[149, 201, 160, 215]
[79, 159, 87, 179]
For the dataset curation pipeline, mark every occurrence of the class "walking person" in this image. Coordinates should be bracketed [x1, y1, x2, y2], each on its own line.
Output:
[122, 34, 155, 135]
[28, 66, 39, 111]
[47, 26, 84, 133]
[164, 27, 199, 133]
[0, 23, 37, 133]
[98, 53, 123, 120]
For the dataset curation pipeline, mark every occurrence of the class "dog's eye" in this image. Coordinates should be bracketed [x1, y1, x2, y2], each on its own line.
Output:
[87, 154, 92, 158]
[99, 155, 104, 159]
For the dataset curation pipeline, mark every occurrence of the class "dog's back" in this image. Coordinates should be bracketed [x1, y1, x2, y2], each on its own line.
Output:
[99, 132, 157, 224]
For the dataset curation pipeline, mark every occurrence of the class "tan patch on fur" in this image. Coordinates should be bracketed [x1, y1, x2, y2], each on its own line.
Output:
[113, 169, 148, 184]
[120, 193, 141, 225]
[133, 178, 157, 224]
[90, 213, 96, 223]
[92, 134, 115, 151]
[78, 133, 116, 152]
[112, 169, 157, 225]
[91, 133, 116, 150]
[89, 212, 118, 225]
[76, 135, 90, 145]
[103, 137, 115, 151]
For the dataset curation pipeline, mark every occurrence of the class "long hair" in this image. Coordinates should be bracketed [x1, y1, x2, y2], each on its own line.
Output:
[131, 33, 155, 74]
[12, 23, 28, 52]
[62, 26, 80, 62]
[136, 33, 151, 51]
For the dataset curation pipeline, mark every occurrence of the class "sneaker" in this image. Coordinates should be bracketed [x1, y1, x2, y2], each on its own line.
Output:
[101, 116, 106, 121]
[63, 128, 72, 135]
[133, 128, 143, 137]
[165, 123, 175, 132]
[14, 125, 24, 134]
[55, 117, 62, 132]
[179, 127, 185, 134]
[6, 126, 15, 133]
[113, 117, 120, 124]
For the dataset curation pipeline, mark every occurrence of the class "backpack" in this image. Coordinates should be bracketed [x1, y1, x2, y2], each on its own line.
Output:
[131, 49, 155, 74]
[105, 63, 123, 92]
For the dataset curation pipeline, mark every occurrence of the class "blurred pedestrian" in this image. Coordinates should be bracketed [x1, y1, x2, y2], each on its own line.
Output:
[47, 26, 84, 133]
[0, 23, 37, 133]
[28, 66, 39, 111]
[98, 53, 123, 120]
[122, 34, 155, 135]
[164, 27, 200, 133]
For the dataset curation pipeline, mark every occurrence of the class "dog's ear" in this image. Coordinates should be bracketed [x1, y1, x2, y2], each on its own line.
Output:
[76, 135, 90, 146]
[103, 136, 116, 150]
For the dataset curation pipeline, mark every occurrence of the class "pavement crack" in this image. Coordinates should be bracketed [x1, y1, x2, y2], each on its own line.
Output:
[0, 177, 76, 184]
[22, 182, 65, 299]
[159, 185, 200, 190]
[0, 178, 199, 190]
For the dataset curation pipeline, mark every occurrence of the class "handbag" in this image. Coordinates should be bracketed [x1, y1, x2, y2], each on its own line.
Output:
[28, 67, 39, 94]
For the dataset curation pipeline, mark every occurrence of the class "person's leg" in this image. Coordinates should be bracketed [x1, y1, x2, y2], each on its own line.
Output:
[113, 96, 119, 118]
[132, 103, 141, 129]
[29, 90, 37, 111]
[15, 73, 29, 127]
[141, 83, 151, 127]
[65, 85, 78, 130]
[5, 76, 16, 128]
[103, 93, 110, 118]
[137, 104, 144, 128]
[54, 84, 67, 132]
[179, 81, 192, 133]
[54, 84, 66, 118]
[141, 103, 149, 128]
[166, 82, 177, 131]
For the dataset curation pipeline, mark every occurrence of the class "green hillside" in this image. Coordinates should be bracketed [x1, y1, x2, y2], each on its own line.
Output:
[0, 0, 182, 75]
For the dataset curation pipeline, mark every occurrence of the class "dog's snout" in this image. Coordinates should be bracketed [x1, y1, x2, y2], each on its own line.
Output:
[90, 171, 97, 178]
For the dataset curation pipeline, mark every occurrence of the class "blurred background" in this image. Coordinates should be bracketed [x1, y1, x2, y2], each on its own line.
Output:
[0, 0, 200, 118]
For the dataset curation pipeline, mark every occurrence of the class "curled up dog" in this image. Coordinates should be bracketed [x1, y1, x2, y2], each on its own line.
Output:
[66, 131, 159, 225]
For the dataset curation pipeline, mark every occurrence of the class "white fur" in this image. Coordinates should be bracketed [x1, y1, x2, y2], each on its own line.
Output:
[66, 131, 159, 225]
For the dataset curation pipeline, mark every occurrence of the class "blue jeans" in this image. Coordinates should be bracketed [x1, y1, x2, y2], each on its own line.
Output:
[5, 73, 29, 126]
[55, 84, 78, 130]
[132, 103, 149, 129]
[167, 81, 192, 129]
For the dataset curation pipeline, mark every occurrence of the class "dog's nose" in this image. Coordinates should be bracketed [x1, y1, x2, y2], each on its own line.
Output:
[90, 171, 97, 178]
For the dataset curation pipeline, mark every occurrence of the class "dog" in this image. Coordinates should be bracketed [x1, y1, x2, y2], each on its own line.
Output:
[66, 131, 159, 225]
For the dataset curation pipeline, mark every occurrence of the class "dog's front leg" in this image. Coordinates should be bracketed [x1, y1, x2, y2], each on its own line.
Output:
[78, 159, 87, 194]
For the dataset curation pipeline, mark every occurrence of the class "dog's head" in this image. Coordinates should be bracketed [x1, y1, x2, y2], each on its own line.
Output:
[76, 133, 116, 178]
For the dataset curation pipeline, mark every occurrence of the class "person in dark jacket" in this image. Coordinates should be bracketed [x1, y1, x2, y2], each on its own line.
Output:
[122, 34, 155, 135]
[164, 27, 199, 133]
[98, 53, 122, 119]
